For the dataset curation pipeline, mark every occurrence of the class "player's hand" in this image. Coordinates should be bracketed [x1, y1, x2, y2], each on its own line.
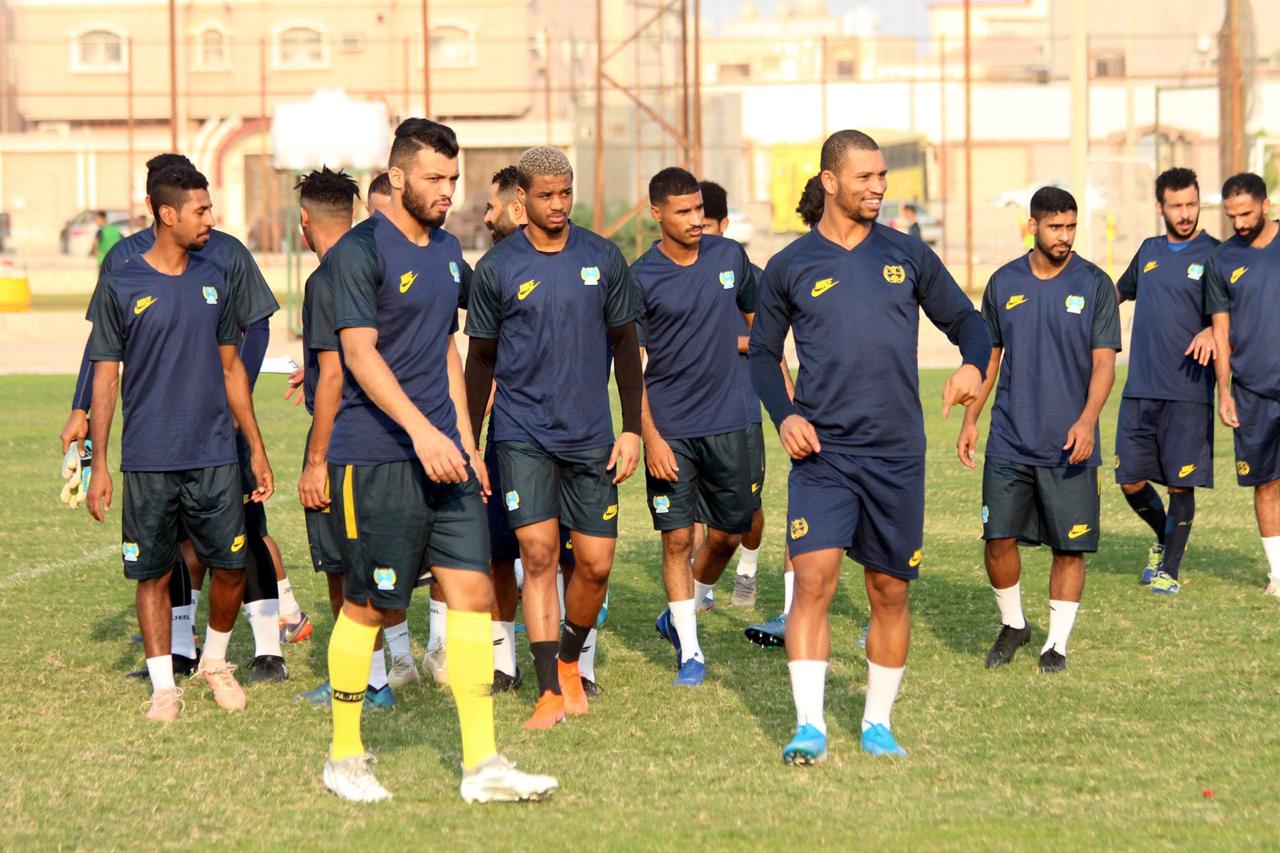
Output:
[284, 367, 305, 407]
[249, 450, 274, 502]
[608, 431, 641, 484]
[1062, 418, 1095, 465]
[942, 364, 983, 419]
[1185, 328, 1216, 366]
[778, 414, 821, 460]
[1219, 391, 1240, 429]
[61, 409, 89, 455]
[956, 421, 980, 469]
[413, 427, 469, 484]
[86, 469, 112, 522]
[298, 460, 329, 510]
[468, 445, 491, 499]
[644, 434, 680, 481]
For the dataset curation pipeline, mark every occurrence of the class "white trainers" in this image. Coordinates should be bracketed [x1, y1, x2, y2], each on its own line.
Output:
[388, 655, 421, 690]
[460, 754, 558, 804]
[142, 686, 184, 722]
[423, 645, 449, 687]
[196, 659, 247, 711]
[324, 753, 392, 803]
[1264, 578, 1280, 597]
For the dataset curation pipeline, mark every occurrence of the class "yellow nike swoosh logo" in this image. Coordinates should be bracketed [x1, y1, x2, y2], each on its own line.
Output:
[908, 550, 922, 568]
[602, 504, 618, 521]
[1143, 260, 1158, 273]
[1005, 295, 1027, 310]
[1067, 525, 1092, 540]
[399, 271, 418, 293]
[518, 279, 541, 301]
[230, 534, 246, 553]
[810, 278, 838, 297]
[1231, 266, 1248, 285]
[134, 296, 157, 314]
[1178, 464, 1196, 478]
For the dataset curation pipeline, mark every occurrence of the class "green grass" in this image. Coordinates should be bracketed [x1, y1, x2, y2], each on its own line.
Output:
[2, 370, 1278, 849]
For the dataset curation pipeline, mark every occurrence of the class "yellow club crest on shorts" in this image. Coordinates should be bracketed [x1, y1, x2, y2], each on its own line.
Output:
[1113, 455, 1120, 469]
[602, 504, 618, 521]
[790, 517, 809, 539]
[231, 534, 246, 552]
[1231, 266, 1248, 285]
[1178, 464, 1197, 478]
[883, 265, 906, 284]
[908, 549, 923, 568]
[1238, 460, 1251, 476]
[1067, 524, 1092, 540]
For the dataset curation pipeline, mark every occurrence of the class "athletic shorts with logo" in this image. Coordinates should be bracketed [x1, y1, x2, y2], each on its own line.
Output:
[303, 427, 343, 573]
[1114, 397, 1213, 488]
[496, 440, 618, 538]
[982, 456, 1100, 552]
[1232, 383, 1280, 486]
[695, 421, 765, 522]
[785, 449, 924, 581]
[329, 459, 490, 611]
[121, 463, 246, 580]
[648, 429, 754, 534]
[484, 439, 576, 563]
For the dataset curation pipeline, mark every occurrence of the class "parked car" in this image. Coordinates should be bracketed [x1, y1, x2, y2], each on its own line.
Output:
[60, 209, 137, 257]
[880, 200, 943, 248]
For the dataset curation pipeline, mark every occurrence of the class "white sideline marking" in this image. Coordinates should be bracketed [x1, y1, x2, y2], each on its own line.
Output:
[0, 544, 118, 590]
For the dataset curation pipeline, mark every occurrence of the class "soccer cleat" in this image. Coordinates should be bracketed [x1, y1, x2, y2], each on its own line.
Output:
[744, 613, 787, 648]
[422, 645, 449, 687]
[248, 654, 289, 683]
[295, 680, 331, 706]
[1038, 648, 1068, 674]
[460, 754, 558, 804]
[596, 590, 609, 628]
[196, 660, 247, 711]
[279, 611, 313, 644]
[984, 623, 1032, 668]
[491, 668, 523, 694]
[580, 676, 601, 699]
[388, 655, 421, 690]
[730, 573, 758, 607]
[1264, 578, 1280, 598]
[860, 723, 908, 757]
[142, 687, 184, 722]
[323, 753, 392, 803]
[522, 690, 565, 730]
[1140, 543, 1165, 585]
[1149, 571, 1181, 595]
[557, 659, 589, 715]
[697, 593, 717, 613]
[655, 608, 682, 666]
[674, 657, 706, 687]
[365, 684, 397, 709]
[782, 723, 827, 765]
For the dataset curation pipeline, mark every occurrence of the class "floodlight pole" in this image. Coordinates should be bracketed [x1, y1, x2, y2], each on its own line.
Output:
[593, 0, 605, 231]
[963, 0, 973, 291]
[169, 0, 178, 151]
[422, 0, 432, 118]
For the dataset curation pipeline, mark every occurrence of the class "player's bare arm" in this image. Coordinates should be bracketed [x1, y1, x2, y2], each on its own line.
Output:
[298, 349, 341, 510]
[1211, 312, 1237, 428]
[85, 361, 119, 522]
[446, 336, 489, 497]
[957, 347, 1003, 468]
[1063, 348, 1116, 465]
[1185, 326, 1216, 366]
[640, 384, 678, 481]
[220, 344, 274, 502]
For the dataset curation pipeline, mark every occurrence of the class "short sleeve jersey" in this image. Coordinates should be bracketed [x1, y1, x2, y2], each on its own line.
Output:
[1116, 232, 1218, 403]
[465, 223, 642, 452]
[85, 254, 240, 471]
[301, 258, 339, 415]
[326, 213, 468, 465]
[748, 223, 983, 457]
[737, 262, 765, 425]
[1204, 228, 1280, 398]
[633, 234, 758, 439]
[981, 253, 1121, 467]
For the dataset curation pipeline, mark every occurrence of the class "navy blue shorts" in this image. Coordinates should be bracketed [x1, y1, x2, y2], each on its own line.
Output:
[1232, 384, 1280, 486]
[484, 438, 575, 564]
[1114, 397, 1213, 488]
[785, 450, 924, 581]
[982, 457, 1100, 552]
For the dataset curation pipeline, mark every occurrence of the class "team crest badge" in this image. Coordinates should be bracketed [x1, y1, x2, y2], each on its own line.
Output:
[1238, 460, 1251, 476]
[373, 568, 397, 591]
[505, 490, 521, 511]
[202, 286, 218, 305]
[653, 495, 671, 514]
[790, 518, 809, 539]
[580, 266, 601, 285]
[449, 261, 461, 283]
[719, 270, 735, 289]
[1187, 263, 1204, 281]
[122, 542, 140, 562]
[981, 505, 990, 524]
[1065, 295, 1085, 314]
[883, 265, 906, 284]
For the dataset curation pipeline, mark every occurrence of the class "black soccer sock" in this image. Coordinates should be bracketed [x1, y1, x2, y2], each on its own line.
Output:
[241, 534, 278, 604]
[167, 558, 192, 608]
[1161, 490, 1195, 580]
[557, 620, 593, 665]
[530, 641, 561, 695]
[1124, 484, 1167, 544]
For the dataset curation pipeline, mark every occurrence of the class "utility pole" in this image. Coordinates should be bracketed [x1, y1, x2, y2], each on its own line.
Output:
[169, 0, 178, 150]
[1069, 0, 1090, 256]
[422, 0, 431, 117]
[593, 0, 604, 231]
[963, 0, 973, 291]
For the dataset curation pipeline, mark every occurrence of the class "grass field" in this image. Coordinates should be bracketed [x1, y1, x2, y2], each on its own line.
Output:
[2, 369, 1278, 849]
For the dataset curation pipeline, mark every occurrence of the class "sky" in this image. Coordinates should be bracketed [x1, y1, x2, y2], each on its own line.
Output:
[702, 0, 931, 37]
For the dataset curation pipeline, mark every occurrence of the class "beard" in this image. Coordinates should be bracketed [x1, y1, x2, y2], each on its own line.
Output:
[489, 210, 518, 242]
[403, 180, 447, 229]
[833, 186, 877, 224]
[1164, 213, 1198, 239]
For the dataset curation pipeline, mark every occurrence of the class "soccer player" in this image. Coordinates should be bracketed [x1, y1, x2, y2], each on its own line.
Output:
[1205, 173, 1280, 596]
[321, 118, 555, 803]
[1113, 168, 1219, 595]
[367, 172, 392, 216]
[83, 163, 274, 720]
[464, 145, 644, 729]
[751, 131, 989, 763]
[957, 186, 1120, 674]
[634, 167, 756, 686]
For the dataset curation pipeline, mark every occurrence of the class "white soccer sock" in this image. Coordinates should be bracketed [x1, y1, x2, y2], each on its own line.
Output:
[514, 558, 525, 590]
[203, 626, 232, 661]
[1041, 599, 1080, 655]
[146, 655, 176, 691]
[384, 620, 411, 662]
[992, 582, 1027, 630]
[783, 570, 795, 615]
[861, 661, 906, 731]
[190, 587, 202, 618]
[277, 577, 302, 621]
[1263, 536, 1280, 580]
[243, 599, 283, 657]
[668, 598, 704, 663]
[368, 649, 389, 689]
[427, 598, 447, 651]
[170, 602, 197, 659]
[788, 660, 828, 733]
[491, 620, 517, 677]
[580, 627, 598, 680]
[501, 621, 518, 675]
[556, 569, 566, 618]
[693, 580, 716, 609]
[735, 545, 760, 578]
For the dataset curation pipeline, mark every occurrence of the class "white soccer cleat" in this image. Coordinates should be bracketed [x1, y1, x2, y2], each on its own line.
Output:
[142, 687, 184, 722]
[324, 753, 392, 803]
[460, 755, 558, 804]
[388, 655, 421, 690]
[422, 645, 449, 687]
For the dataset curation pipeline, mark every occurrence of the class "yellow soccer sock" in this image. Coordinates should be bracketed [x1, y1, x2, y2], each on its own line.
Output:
[328, 612, 378, 761]
[446, 609, 498, 770]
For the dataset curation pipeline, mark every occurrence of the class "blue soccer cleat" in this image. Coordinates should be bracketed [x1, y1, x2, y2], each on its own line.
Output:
[860, 723, 908, 757]
[744, 613, 786, 648]
[655, 608, 682, 666]
[295, 679, 331, 706]
[597, 590, 609, 628]
[1150, 571, 1180, 595]
[674, 658, 705, 687]
[782, 724, 827, 765]
[1140, 543, 1165, 585]
[365, 684, 396, 709]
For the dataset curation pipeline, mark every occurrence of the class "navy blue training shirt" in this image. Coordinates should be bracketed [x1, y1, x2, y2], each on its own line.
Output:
[737, 262, 765, 425]
[982, 253, 1121, 467]
[633, 234, 757, 439]
[326, 212, 469, 465]
[301, 258, 339, 415]
[1116, 232, 1218, 403]
[1204, 229, 1280, 398]
[86, 254, 240, 471]
[465, 223, 643, 452]
[749, 223, 989, 457]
